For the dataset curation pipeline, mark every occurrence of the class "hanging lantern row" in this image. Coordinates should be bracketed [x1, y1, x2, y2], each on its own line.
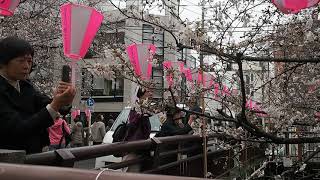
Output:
[0, 0, 20, 16]
[163, 60, 233, 94]
[272, 0, 320, 14]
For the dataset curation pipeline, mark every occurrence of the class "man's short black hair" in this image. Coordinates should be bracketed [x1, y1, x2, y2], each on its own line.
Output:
[137, 87, 146, 99]
[0, 36, 34, 65]
[165, 106, 181, 118]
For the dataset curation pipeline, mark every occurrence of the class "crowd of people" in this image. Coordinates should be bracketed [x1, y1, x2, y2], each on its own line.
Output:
[46, 112, 112, 151]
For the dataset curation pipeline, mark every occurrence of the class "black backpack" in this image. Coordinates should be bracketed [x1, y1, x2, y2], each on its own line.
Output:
[112, 122, 128, 157]
[112, 122, 128, 143]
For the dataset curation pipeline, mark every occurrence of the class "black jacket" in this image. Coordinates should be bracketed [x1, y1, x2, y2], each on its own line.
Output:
[155, 120, 192, 137]
[0, 76, 54, 154]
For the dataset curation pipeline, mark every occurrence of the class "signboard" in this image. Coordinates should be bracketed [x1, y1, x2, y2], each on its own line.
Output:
[87, 97, 95, 107]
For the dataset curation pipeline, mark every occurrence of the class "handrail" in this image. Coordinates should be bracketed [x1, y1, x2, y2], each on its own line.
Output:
[25, 134, 202, 165]
[303, 147, 320, 163]
[0, 163, 207, 180]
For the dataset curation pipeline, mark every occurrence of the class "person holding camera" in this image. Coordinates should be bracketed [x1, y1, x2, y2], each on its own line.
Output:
[155, 108, 193, 137]
[0, 37, 75, 154]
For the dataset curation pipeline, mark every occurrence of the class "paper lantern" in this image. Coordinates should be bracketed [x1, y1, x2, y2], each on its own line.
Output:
[60, 3, 104, 60]
[0, 0, 19, 16]
[163, 61, 172, 69]
[197, 71, 207, 87]
[126, 43, 156, 80]
[85, 108, 91, 119]
[231, 89, 239, 96]
[163, 61, 182, 87]
[222, 85, 231, 96]
[272, 0, 320, 14]
[179, 63, 193, 82]
[183, 68, 193, 82]
[71, 109, 80, 120]
[163, 61, 173, 87]
[246, 99, 253, 109]
[214, 83, 219, 98]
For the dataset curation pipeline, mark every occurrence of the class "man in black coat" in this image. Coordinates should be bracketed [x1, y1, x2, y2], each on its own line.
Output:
[0, 37, 75, 154]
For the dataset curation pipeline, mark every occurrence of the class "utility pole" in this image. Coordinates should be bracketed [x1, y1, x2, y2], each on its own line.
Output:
[200, 0, 208, 178]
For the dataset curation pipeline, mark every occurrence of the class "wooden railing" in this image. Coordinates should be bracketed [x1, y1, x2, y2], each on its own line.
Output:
[1, 134, 233, 178]
[0, 163, 209, 180]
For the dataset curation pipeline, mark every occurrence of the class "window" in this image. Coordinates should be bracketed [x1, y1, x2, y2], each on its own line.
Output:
[142, 24, 165, 99]
[91, 77, 124, 97]
[152, 67, 164, 98]
[142, 24, 164, 60]
[81, 69, 124, 98]
[226, 63, 232, 71]
[101, 32, 125, 44]
[245, 75, 250, 84]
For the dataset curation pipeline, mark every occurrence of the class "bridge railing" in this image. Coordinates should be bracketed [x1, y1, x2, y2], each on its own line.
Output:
[22, 134, 232, 178]
[0, 162, 210, 180]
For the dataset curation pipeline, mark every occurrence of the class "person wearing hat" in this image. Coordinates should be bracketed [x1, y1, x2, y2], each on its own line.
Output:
[0, 36, 75, 154]
[155, 107, 193, 137]
[154, 107, 193, 166]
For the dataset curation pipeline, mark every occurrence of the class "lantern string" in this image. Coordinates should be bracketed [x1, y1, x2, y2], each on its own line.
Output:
[71, 60, 76, 86]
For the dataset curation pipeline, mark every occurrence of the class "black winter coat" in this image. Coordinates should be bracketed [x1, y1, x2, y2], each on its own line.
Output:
[155, 119, 192, 137]
[0, 76, 54, 154]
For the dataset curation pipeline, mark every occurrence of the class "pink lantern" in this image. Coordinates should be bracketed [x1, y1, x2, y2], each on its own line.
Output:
[231, 89, 239, 96]
[60, 3, 104, 60]
[163, 61, 182, 87]
[205, 73, 214, 87]
[184, 68, 193, 82]
[179, 61, 185, 73]
[0, 0, 20, 16]
[246, 99, 253, 109]
[163, 61, 173, 87]
[197, 71, 207, 87]
[214, 83, 219, 98]
[272, 0, 320, 14]
[163, 61, 172, 69]
[179, 63, 193, 82]
[222, 85, 231, 96]
[85, 108, 91, 120]
[71, 109, 80, 120]
[208, 76, 215, 88]
[126, 43, 156, 80]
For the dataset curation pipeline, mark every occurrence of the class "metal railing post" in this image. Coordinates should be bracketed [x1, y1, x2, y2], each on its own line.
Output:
[151, 137, 162, 168]
[55, 149, 75, 167]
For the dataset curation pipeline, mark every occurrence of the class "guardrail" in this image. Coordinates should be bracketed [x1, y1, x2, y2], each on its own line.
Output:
[0, 163, 209, 180]
[23, 134, 233, 178]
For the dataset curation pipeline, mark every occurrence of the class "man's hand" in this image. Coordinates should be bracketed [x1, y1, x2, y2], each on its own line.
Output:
[50, 82, 76, 111]
[188, 114, 197, 125]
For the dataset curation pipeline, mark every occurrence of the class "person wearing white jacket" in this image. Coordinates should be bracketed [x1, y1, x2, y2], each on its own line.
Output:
[90, 114, 106, 145]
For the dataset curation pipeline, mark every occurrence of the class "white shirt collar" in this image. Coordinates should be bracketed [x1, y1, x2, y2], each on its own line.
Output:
[0, 70, 20, 92]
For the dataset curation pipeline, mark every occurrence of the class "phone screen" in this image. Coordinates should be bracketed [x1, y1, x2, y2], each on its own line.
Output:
[61, 65, 71, 82]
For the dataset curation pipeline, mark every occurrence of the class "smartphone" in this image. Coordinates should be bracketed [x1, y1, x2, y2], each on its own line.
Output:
[61, 65, 71, 82]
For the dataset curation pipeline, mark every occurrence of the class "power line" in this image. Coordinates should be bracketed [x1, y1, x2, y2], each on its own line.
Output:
[103, 23, 199, 60]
